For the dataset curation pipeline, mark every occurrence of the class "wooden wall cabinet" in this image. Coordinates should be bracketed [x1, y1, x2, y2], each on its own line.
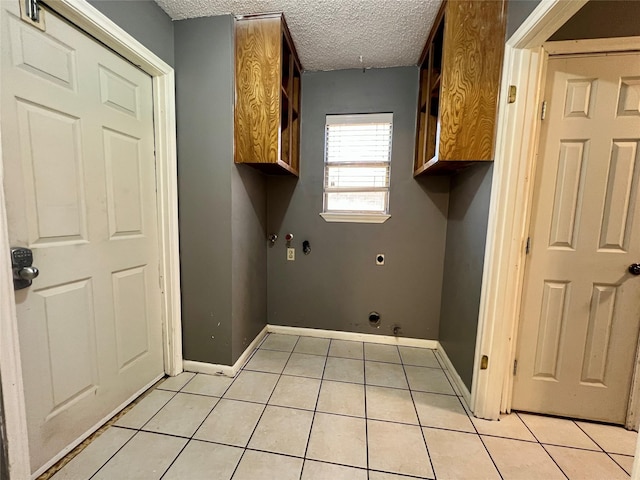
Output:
[414, 0, 507, 175]
[234, 13, 302, 176]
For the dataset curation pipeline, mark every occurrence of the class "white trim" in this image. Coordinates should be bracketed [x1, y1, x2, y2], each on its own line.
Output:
[31, 373, 163, 479]
[435, 345, 472, 406]
[0, 1, 181, 478]
[319, 213, 391, 224]
[544, 36, 640, 55]
[266, 325, 439, 349]
[184, 326, 269, 378]
[472, 0, 640, 425]
[326, 113, 393, 125]
[472, 0, 587, 422]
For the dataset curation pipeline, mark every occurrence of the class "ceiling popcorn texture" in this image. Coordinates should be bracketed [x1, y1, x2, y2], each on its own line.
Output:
[154, 0, 443, 71]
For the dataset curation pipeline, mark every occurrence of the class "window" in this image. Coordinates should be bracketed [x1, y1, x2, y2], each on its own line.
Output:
[321, 113, 393, 223]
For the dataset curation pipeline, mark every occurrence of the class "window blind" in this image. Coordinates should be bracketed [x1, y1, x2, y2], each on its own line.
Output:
[323, 113, 393, 214]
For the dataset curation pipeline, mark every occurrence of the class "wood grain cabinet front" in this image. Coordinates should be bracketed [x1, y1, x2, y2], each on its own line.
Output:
[414, 0, 507, 175]
[234, 13, 302, 176]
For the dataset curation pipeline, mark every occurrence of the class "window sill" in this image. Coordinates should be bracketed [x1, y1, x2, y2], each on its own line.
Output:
[319, 213, 391, 224]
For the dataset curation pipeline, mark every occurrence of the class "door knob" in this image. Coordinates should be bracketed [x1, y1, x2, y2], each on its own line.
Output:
[18, 266, 39, 280]
[629, 264, 640, 276]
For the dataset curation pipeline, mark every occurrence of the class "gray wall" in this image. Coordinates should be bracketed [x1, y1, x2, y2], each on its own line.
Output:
[232, 165, 268, 361]
[506, 0, 541, 39]
[267, 67, 450, 339]
[175, 15, 267, 365]
[87, 0, 174, 67]
[438, 164, 493, 389]
[550, 1, 640, 40]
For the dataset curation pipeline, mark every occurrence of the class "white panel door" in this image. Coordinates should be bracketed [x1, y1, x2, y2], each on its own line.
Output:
[513, 53, 640, 424]
[0, 4, 164, 473]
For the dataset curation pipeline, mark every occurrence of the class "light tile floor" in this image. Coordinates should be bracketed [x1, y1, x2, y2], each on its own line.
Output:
[45, 333, 636, 479]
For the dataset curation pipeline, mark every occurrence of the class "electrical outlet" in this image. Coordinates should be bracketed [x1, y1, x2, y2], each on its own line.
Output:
[287, 248, 295, 261]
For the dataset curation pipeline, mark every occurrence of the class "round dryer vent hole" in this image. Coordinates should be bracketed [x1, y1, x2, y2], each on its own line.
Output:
[369, 311, 381, 327]
[376, 254, 385, 265]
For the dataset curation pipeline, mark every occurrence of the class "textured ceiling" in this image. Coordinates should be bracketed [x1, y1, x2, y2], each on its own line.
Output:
[154, 0, 443, 71]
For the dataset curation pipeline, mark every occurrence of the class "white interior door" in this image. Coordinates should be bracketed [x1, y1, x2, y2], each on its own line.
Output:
[512, 53, 640, 424]
[1, 4, 164, 474]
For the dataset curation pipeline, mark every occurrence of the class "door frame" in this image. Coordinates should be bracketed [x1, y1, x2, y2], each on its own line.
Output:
[0, 1, 182, 478]
[472, 0, 640, 422]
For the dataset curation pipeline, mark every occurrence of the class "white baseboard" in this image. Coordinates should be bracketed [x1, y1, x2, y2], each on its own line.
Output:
[435, 343, 472, 406]
[183, 325, 268, 378]
[266, 325, 439, 349]
[31, 373, 164, 479]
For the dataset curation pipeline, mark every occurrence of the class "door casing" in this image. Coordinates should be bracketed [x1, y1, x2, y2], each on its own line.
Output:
[0, 1, 182, 478]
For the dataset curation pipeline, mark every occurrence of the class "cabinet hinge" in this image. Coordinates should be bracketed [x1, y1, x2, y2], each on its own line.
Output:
[525, 236, 531, 255]
[513, 359, 518, 376]
[541, 101, 547, 120]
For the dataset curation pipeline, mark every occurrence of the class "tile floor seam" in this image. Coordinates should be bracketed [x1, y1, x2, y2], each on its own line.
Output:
[362, 340, 371, 474]
[121, 388, 179, 437]
[539, 443, 574, 480]
[609, 453, 634, 476]
[230, 335, 302, 479]
[572, 418, 616, 454]
[401, 352, 437, 480]
[85, 430, 143, 480]
[157, 436, 191, 479]
[299, 338, 331, 480]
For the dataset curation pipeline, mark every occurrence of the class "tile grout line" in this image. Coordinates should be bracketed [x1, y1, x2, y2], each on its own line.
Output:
[515, 412, 569, 479]
[298, 338, 331, 480]
[158, 369, 241, 479]
[401, 346, 438, 480]
[228, 334, 303, 479]
[363, 341, 370, 480]
[565, 420, 631, 477]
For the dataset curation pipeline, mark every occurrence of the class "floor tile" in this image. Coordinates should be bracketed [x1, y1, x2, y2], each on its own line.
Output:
[244, 349, 291, 374]
[369, 472, 429, 480]
[156, 372, 195, 391]
[329, 339, 364, 359]
[611, 454, 634, 475]
[413, 392, 474, 432]
[364, 343, 401, 363]
[114, 390, 175, 429]
[306, 412, 367, 468]
[404, 365, 455, 395]
[283, 353, 327, 379]
[399, 347, 440, 368]
[180, 373, 233, 397]
[260, 333, 299, 352]
[518, 413, 600, 450]
[194, 398, 265, 447]
[365, 361, 408, 389]
[162, 440, 243, 480]
[51, 427, 135, 480]
[545, 444, 629, 479]
[576, 421, 638, 456]
[301, 460, 368, 480]
[269, 375, 321, 410]
[470, 412, 537, 442]
[366, 385, 418, 424]
[231, 450, 303, 480]
[368, 420, 433, 478]
[142, 392, 218, 437]
[294, 337, 330, 356]
[323, 357, 364, 383]
[223, 370, 280, 403]
[482, 435, 565, 479]
[92, 431, 187, 480]
[248, 405, 314, 457]
[423, 428, 500, 480]
[316, 380, 365, 417]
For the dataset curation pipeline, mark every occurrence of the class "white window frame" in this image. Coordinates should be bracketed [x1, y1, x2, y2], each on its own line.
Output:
[320, 113, 393, 224]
